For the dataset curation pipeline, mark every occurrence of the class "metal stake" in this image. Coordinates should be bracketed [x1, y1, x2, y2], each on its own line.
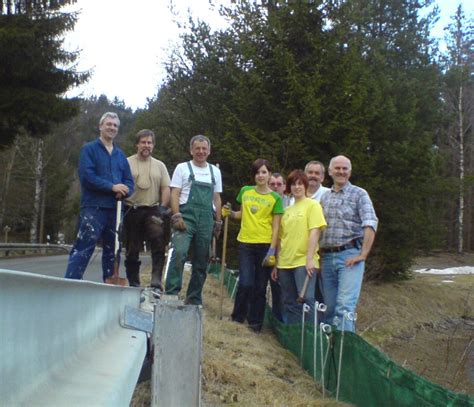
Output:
[300, 303, 310, 366]
[313, 302, 327, 382]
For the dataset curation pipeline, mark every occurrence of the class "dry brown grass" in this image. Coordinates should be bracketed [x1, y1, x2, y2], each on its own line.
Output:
[133, 263, 343, 406]
[132, 253, 474, 404]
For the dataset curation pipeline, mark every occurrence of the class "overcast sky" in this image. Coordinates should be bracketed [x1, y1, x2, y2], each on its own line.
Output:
[64, 0, 473, 110]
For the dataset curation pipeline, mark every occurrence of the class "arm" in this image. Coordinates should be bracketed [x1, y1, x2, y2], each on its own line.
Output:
[121, 157, 134, 197]
[160, 186, 171, 207]
[271, 237, 281, 282]
[213, 192, 222, 222]
[270, 214, 281, 249]
[306, 228, 321, 276]
[345, 226, 376, 267]
[170, 187, 181, 215]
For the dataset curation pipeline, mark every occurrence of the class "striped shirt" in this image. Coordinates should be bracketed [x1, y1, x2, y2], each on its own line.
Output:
[320, 182, 378, 248]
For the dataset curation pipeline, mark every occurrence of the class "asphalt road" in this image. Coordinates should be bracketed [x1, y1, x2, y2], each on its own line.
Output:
[0, 249, 151, 283]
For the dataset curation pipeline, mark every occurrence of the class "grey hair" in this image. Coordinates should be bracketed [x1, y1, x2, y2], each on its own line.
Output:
[99, 112, 120, 126]
[189, 134, 211, 150]
[329, 155, 352, 170]
[304, 160, 326, 174]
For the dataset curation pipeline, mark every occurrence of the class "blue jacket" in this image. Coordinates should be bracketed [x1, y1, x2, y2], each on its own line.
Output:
[78, 138, 134, 209]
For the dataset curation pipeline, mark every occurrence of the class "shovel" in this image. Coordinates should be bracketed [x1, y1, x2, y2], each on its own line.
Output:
[105, 199, 127, 286]
[218, 215, 229, 320]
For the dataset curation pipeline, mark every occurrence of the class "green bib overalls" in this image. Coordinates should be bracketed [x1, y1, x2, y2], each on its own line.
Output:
[165, 162, 215, 304]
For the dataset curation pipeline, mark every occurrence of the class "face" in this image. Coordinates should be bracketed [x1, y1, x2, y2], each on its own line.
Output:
[305, 163, 324, 189]
[255, 165, 271, 186]
[99, 117, 119, 141]
[190, 140, 210, 164]
[269, 176, 285, 196]
[136, 136, 154, 159]
[290, 179, 306, 199]
[329, 156, 352, 187]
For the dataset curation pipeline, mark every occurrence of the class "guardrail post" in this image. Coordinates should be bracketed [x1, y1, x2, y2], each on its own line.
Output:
[152, 298, 202, 407]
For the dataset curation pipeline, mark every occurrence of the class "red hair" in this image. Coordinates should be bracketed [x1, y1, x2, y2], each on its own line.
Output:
[285, 170, 308, 195]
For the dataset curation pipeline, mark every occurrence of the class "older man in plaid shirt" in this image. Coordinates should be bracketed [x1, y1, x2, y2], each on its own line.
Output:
[319, 155, 378, 332]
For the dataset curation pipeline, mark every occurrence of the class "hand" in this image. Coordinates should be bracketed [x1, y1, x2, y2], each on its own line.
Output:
[271, 267, 278, 282]
[158, 205, 171, 219]
[262, 247, 276, 267]
[306, 259, 316, 276]
[345, 254, 366, 268]
[171, 213, 187, 231]
[221, 203, 232, 219]
[213, 220, 222, 239]
[112, 183, 129, 197]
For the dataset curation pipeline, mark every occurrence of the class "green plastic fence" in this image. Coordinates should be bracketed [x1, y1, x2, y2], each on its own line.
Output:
[208, 264, 473, 407]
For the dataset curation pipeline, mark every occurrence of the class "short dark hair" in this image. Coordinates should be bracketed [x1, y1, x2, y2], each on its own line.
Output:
[135, 129, 155, 144]
[285, 169, 308, 195]
[271, 172, 286, 183]
[251, 158, 272, 178]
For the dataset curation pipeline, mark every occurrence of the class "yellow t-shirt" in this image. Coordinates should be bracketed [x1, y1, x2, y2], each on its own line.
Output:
[278, 198, 327, 269]
[236, 186, 284, 244]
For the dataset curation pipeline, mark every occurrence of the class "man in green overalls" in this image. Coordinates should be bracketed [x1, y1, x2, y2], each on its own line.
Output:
[165, 135, 223, 305]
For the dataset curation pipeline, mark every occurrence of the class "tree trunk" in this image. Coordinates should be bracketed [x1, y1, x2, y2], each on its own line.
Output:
[457, 83, 464, 254]
[30, 138, 44, 243]
[0, 140, 18, 228]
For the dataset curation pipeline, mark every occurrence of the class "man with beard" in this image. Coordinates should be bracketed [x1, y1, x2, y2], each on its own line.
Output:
[124, 129, 171, 289]
[305, 160, 330, 202]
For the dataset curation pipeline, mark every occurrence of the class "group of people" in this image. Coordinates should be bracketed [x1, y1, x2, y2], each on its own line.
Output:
[65, 112, 221, 307]
[223, 158, 377, 332]
[65, 112, 378, 333]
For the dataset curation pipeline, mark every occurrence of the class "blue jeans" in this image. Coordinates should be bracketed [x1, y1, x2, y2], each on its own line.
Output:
[231, 243, 271, 328]
[320, 247, 364, 332]
[278, 266, 316, 324]
[65, 207, 117, 282]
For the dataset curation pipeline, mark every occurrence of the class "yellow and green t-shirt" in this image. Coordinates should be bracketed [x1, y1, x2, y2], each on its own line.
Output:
[236, 186, 284, 244]
[278, 198, 326, 269]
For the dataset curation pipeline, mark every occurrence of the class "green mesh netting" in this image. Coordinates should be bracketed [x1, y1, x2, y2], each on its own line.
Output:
[209, 264, 473, 407]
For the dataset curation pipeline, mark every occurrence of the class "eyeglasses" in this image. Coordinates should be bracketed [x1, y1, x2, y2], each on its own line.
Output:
[269, 182, 283, 187]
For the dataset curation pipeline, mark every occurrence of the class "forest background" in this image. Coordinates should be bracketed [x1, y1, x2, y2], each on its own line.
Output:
[0, 0, 472, 281]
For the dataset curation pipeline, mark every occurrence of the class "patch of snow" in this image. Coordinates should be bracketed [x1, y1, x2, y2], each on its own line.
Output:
[414, 266, 474, 275]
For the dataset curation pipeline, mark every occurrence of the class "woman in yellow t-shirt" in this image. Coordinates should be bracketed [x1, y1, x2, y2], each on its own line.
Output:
[272, 170, 326, 324]
[222, 158, 284, 332]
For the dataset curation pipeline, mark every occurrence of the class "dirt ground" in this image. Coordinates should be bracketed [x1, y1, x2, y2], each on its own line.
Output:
[132, 252, 473, 405]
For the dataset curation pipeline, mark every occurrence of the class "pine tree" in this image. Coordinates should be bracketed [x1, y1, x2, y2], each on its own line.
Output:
[0, 0, 88, 147]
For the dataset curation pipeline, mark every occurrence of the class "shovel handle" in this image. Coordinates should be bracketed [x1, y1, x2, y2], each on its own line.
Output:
[296, 275, 310, 304]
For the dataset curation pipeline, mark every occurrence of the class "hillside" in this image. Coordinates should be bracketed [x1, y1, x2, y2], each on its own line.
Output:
[132, 252, 473, 405]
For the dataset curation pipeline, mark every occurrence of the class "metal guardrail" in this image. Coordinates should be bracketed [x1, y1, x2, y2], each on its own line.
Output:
[0, 243, 71, 256]
[0, 269, 147, 406]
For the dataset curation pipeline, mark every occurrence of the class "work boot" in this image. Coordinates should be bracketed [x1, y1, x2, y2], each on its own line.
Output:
[125, 259, 141, 287]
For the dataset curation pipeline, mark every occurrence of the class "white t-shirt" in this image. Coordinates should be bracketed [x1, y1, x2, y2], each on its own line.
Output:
[171, 161, 223, 205]
[310, 185, 330, 202]
[289, 185, 330, 206]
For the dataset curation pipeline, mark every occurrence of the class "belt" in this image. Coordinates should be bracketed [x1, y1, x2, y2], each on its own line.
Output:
[320, 240, 360, 254]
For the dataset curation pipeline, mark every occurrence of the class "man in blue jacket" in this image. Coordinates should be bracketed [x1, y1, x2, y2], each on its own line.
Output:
[65, 112, 134, 282]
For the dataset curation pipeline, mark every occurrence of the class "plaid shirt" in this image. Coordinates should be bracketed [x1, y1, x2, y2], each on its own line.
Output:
[320, 182, 378, 248]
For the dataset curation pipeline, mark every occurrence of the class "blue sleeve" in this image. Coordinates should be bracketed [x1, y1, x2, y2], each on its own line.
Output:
[79, 144, 114, 192]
